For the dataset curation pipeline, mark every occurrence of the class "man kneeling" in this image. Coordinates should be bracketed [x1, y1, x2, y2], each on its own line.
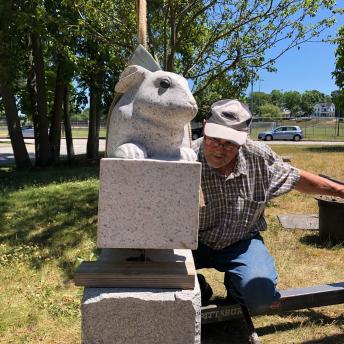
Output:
[193, 99, 344, 310]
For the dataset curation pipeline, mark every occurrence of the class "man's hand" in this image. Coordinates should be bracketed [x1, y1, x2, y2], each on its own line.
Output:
[294, 170, 344, 199]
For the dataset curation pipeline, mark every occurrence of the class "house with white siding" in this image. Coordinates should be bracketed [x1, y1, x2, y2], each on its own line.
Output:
[313, 103, 335, 117]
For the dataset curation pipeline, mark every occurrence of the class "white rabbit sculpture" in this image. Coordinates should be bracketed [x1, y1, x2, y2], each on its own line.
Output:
[106, 64, 198, 161]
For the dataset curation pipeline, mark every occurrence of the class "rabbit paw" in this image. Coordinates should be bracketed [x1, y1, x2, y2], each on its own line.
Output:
[180, 147, 197, 161]
[113, 143, 147, 159]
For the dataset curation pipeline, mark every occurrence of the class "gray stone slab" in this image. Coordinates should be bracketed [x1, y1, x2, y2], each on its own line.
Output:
[81, 280, 201, 344]
[97, 158, 201, 249]
[277, 214, 319, 230]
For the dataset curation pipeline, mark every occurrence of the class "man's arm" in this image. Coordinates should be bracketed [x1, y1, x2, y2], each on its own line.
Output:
[294, 170, 344, 198]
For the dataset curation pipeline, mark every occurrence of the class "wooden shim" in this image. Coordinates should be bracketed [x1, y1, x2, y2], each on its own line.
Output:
[74, 260, 195, 289]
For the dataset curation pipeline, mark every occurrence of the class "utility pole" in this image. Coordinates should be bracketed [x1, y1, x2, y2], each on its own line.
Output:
[136, 0, 147, 48]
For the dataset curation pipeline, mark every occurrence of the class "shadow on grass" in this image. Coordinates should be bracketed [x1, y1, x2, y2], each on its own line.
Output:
[258, 308, 344, 336]
[0, 164, 101, 279]
[201, 319, 248, 344]
[299, 234, 344, 249]
[306, 146, 344, 153]
[0, 160, 100, 191]
[301, 334, 344, 343]
[201, 307, 344, 343]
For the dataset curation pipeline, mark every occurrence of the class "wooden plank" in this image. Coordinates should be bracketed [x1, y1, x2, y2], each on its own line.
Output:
[74, 260, 195, 289]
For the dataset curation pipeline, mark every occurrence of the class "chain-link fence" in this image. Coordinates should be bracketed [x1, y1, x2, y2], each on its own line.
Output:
[1, 118, 344, 140]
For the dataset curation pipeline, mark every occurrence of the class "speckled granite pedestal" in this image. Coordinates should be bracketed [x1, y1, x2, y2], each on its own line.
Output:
[97, 158, 201, 249]
[81, 279, 201, 344]
[79, 158, 201, 343]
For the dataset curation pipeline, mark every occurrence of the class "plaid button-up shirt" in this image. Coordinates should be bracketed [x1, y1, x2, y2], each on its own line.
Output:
[193, 138, 300, 250]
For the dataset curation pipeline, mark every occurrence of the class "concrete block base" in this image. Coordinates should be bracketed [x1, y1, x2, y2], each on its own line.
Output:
[81, 280, 201, 344]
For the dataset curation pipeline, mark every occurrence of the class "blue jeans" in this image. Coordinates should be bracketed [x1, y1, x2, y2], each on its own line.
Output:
[193, 234, 280, 312]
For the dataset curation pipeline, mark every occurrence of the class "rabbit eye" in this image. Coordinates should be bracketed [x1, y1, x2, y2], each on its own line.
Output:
[160, 79, 171, 89]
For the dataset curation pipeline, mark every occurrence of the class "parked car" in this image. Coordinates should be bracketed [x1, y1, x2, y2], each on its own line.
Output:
[21, 126, 34, 138]
[258, 126, 304, 141]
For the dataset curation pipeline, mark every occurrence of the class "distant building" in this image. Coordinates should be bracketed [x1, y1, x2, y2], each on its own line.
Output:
[313, 103, 335, 117]
[281, 108, 291, 118]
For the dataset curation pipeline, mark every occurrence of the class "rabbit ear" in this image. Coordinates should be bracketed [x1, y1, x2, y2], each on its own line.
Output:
[115, 65, 148, 93]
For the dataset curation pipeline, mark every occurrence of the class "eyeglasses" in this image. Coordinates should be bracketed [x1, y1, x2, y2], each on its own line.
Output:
[204, 136, 239, 151]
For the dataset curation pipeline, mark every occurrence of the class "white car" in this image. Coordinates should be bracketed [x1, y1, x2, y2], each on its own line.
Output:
[258, 126, 304, 141]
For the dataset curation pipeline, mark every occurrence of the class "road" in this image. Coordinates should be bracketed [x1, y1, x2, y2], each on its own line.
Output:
[1, 138, 344, 166]
[0, 138, 106, 166]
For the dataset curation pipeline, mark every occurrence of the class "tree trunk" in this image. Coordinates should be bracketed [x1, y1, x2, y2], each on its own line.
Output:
[86, 84, 101, 159]
[29, 31, 51, 166]
[27, 57, 39, 165]
[63, 84, 75, 164]
[49, 63, 64, 162]
[0, 82, 32, 169]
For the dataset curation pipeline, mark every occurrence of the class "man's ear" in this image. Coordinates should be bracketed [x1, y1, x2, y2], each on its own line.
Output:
[115, 65, 148, 94]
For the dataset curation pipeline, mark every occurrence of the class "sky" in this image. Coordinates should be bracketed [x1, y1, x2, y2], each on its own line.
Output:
[250, 8, 344, 96]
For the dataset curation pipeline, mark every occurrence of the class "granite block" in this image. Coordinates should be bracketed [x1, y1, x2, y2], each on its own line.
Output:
[81, 279, 201, 344]
[97, 158, 201, 249]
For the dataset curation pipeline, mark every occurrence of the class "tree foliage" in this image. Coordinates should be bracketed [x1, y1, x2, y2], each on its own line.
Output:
[333, 24, 344, 117]
[331, 90, 344, 116]
[0, 0, 340, 168]
[259, 103, 282, 118]
[147, 0, 337, 116]
[247, 89, 334, 117]
[333, 26, 344, 90]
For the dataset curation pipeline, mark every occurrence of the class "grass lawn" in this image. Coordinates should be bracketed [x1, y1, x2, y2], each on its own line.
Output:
[0, 145, 344, 344]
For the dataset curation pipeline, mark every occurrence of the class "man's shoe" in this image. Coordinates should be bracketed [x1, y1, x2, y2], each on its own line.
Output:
[197, 273, 213, 306]
[224, 272, 239, 305]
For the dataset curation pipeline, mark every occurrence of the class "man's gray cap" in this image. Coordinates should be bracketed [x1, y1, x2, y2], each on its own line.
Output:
[204, 99, 252, 146]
